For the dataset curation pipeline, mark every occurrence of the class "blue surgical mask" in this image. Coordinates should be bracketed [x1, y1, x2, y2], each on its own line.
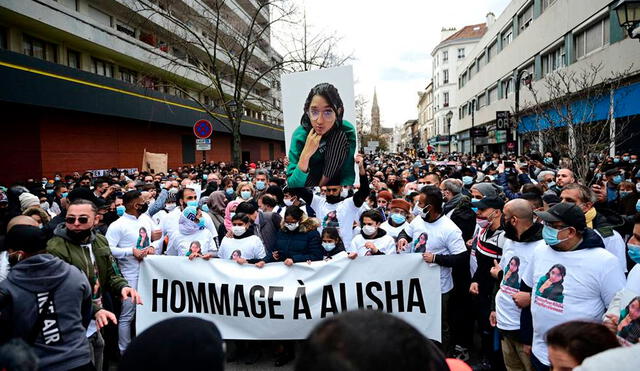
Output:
[322, 242, 336, 252]
[225, 188, 234, 196]
[61, 192, 68, 198]
[614, 158, 620, 163]
[544, 157, 553, 164]
[630, 159, 637, 164]
[116, 205, 126, 216]
[613, 175, 623, 185]
[198, 219, 206, 229]
[542, 224, 569, 246]
[619, 191, 631, 199]
[623, 156, 630, 162]
[46, 189, 54, 195]
[201, 204, 210, 213]
[462, 176, 474, 185]
[390, 213, 406, 224]
[187, 200, 198, 208]
[628, 244, 640, 264]
[547, 181, 556, 189]
[636, 199, 640, 213]
[241, 191, 252, 200]
[255, 181, 266, 191]
[472, 207, 479, 213]
[203, 174, 208, 180]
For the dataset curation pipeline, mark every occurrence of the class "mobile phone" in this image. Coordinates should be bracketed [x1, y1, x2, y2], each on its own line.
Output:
[504, 161, 514, 168]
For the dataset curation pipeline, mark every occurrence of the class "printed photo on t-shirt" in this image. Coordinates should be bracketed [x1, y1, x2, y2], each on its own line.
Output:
[136, 227, 150, 249]
[322, 210, 339, 228]
[502, 256, 521, 290]
[412, 232, 428, 253]
[617, 296, 640, 344]
[535, 264, 566, 303]
[183, 241, 202, 257]
[230, 249, 242, 260]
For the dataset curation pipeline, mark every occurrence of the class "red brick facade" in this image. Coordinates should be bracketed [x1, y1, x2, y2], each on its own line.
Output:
[0, 103, 285, 184]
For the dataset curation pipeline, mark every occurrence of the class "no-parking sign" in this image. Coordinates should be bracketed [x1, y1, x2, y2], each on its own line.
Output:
[193, 119, 213, 139]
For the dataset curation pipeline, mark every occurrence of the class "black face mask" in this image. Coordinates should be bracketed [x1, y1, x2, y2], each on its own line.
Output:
[325, 195, 343, 204]
[102, 211, 119, 225]
[67, 228, 93, 243]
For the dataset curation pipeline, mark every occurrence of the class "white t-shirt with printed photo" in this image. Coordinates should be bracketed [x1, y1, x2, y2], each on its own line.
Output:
[400, 215, 467, 294]
[522, 243, 626, 366]
[349, 232, 396, 256]
[311, 195, 361, 247]
[495, 238, 547, 331]
[218, 235, 266, 261]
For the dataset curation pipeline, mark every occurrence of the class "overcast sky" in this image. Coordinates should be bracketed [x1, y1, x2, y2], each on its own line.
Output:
[274, 0, 511, 128]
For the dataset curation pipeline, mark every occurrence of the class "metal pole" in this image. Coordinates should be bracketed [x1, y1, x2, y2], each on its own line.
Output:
[448, 119, 452, 154]
[515, 74, 520, 156]
[471, 100, 475, 154]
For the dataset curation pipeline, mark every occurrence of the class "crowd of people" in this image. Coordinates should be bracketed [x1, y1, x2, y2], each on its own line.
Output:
[1, 149, 640, 371]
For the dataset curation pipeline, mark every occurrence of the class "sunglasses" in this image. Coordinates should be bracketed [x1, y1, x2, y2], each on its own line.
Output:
[66, 216, 90, 224]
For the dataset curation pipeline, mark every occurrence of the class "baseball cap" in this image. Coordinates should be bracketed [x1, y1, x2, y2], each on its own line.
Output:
[534, 202, 586, 231]
[474, 196, 504, 210]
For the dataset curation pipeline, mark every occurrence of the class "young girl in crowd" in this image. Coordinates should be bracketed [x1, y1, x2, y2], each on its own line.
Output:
[218, 213, 266, 267]
[320, 227, 346, 260]
[348, 209, 396, 258]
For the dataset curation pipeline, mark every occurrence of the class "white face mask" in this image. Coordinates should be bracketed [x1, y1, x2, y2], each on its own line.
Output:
[362, 225, 377, 236]
[165, 203, 177, 212]
[340, 188, 349, 198]
[285, 222, 299, 231]
[284, 199, 294, 207]
[232, 225, 246, 236]
[322, 242, 336, 252]
[412, 203, 422, 216]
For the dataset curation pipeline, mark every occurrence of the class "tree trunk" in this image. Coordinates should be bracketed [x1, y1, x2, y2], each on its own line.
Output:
[232, 114, 242, 168]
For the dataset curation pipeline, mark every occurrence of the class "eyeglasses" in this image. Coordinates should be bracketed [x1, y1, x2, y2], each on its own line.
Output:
[308, 109, 335, 121]
[66, 216, 90, 224]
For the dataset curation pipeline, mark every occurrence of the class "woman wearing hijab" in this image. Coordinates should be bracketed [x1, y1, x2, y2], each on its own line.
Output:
[206, 191, 227, 231]
[218, 200, 240, 244]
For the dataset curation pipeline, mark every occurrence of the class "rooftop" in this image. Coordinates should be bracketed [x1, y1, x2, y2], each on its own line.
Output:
[435, 23, 487, 49]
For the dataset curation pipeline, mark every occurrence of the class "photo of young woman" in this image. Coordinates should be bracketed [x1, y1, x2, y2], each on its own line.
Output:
[535, 264, 566, 303]
[617, 296, 640, 344]
[136, 227, 150, 250]
[286, 82, 356, 188]
[502, 256, 521, 289]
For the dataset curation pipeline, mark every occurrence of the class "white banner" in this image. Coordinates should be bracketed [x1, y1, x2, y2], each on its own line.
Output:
[136, 254, 441, 341]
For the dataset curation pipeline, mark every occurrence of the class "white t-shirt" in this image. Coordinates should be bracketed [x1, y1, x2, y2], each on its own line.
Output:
[380, 220, 408, 240]
[218, 235, 266, 261]
[166, 228, 217, 257]
[595, 229, 628, 273]
[311, 195, 361, 247]
[400, 215, 467, 293]
[106, 213, 158, 287]
[161, 208, 219, 254]
[349, 232, 396, 256]
[522, 242, 626, 366]
[495, 237, 547, 331]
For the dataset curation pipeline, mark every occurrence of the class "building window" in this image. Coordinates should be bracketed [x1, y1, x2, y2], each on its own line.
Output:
[469, 62, 475, 79]
[443, 92, 449, 107]
[478, 93, 487, 108]
[541, 44, 566, 75]
[518, 3, 534, 32]
[116, 21, 136, 37]
[56, 0, 78, 11]
[443, 69, 449, 84]
[477, 53, 486, 70]
[574, 17, 610, 59]
[119, 67, 137, 84]
[488, 86, 498, 105]
[541, 0, 557, 12]
[67, 50, 80, 69]
[502, 28, 513, 47]
[0, 26, 7, 49]
[22, 34, 57, 63]
[88, 6, 112, 27]
[487, 42, 497, 62]
[442, 50, 448, 63]
[92, 58, 113, 78]
[502, 78, 513, 97]
[457, 48, 465, 59]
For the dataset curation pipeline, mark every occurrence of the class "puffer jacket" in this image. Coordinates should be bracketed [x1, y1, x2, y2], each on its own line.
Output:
[267, 218, 323, 263]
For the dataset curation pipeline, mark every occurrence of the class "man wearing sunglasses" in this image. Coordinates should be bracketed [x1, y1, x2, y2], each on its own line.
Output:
[48, 199, 140, 371]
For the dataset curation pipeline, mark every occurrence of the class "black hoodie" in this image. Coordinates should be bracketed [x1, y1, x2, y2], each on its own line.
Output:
[0, 254, 92, 371]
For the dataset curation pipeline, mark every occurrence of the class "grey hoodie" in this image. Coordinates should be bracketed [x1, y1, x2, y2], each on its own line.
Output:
[0, 254, 92, 371]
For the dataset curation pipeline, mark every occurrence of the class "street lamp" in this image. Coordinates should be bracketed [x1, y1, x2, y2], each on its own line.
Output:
[446, 110, 453, 154]
[614, 0, 640, 40]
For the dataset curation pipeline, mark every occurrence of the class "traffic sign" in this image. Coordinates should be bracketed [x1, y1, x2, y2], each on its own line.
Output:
[496, 111, 511, 130]
[193, 119, 213, 139]
[196, 138, 212, 150]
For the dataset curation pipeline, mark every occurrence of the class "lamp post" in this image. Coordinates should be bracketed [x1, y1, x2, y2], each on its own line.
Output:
[471, 99, 476, 154]
[514, 70, 532, 156]
[614, 0, 640, 41]
[446, 110, 453, 154]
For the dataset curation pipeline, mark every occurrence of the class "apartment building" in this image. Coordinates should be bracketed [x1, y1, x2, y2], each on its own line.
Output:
[456, 0, 640, 154]
[0, 0, 285, 183]
[417, 80, 433, 148]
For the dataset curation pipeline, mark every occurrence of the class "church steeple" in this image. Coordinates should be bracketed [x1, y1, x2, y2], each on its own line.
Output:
[371, 88, 380, 136]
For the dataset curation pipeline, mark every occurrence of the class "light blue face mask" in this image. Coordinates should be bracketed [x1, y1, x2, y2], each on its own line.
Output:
[542, 224, 569, 246]
[613, 175, 624, 185]
[61, 192, 69, 198]
[201, 204, 210, 213]
[198, 219, 206, 229]
[241, 191, 252, 200]
[116, 205, 126, 216]
[619, 191, 631, 199]
[203, 174, 208, 180]
[614, 158, 620, 163]
[186, 200, 198, 208]
[544, 157, 553, 164]
[390, 213, 406, 225]
[547, 181, 556, 189]
[225, 188, 234, 196]
[255, 181, 266, 191]
[636, 199, 640, 213]
[628, 244, 640, 264]
[462, 176, 474, 185]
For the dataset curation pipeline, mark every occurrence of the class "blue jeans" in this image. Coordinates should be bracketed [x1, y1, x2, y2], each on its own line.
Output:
[531, 353, 549, 371]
